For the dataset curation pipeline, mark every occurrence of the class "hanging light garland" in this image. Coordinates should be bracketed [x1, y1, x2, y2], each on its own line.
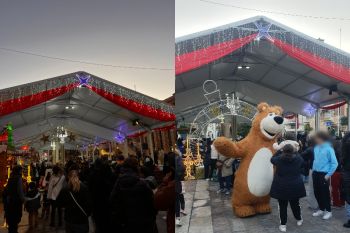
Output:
[0, 72, 175, 121]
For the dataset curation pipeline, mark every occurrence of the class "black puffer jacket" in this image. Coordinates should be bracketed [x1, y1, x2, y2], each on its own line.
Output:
[110, 170, 157, 233]
[270, 153, 306, 200]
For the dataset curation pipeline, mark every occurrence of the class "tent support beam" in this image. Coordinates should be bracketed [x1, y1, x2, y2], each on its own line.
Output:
[236, 74, 319, 106]
[315, 108, 320, 131]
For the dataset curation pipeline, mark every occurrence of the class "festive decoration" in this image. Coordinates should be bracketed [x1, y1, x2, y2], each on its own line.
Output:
[114, 133, 126, 143]
[183, 139, 195, 180]
[272, 38, 350, 83]
[304, 104, 317, 117]
[214, 102, 284, 218]
[89, 85, 175, 121]
[176, 17, 350, 83]
[40, 134, 50, 144]
[20, 145, 29, 151]
[284, 113, 296, 119]
[76, 73, 91, 88]
[321, 101, 347, 110]
[127, 124, 176, 138]
[226, 93, 241, 115]
[0, 129, 8, 142]
[175, 34, 257, 75]
[6, 123, 13, 149]
[189, 80, 257, 140]
[0, 72, 175, 121]
[254, 22, 273, 41]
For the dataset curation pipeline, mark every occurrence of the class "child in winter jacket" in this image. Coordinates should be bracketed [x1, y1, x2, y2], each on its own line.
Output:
[25, 182, 41, 230]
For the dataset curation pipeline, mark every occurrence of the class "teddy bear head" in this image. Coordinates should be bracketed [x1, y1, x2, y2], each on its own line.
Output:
[251, 102, 284, 140]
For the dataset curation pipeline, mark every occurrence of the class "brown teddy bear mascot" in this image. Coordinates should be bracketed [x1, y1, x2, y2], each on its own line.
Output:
[214, 102, 284, 218]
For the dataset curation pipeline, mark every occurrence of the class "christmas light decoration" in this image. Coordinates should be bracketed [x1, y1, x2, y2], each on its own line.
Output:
[0, 72, 175, 121]
[115, 133, 126, 143]
[175, 17, 350, 82]
[76, 73, 91, 88]
[183, 139, 195, 180]
[304, 104, 317, 117]
[254, 22, 273, 41]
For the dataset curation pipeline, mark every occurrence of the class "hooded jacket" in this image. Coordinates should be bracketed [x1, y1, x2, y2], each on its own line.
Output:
[270, 153, 306, 200]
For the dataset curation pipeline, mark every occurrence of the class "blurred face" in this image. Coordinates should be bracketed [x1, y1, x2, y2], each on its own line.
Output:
[315, 136, 324, 145]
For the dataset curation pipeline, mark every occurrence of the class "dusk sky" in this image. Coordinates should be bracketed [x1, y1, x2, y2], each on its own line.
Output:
[176, 0, 350, 53]
[0, 0, 174, 99]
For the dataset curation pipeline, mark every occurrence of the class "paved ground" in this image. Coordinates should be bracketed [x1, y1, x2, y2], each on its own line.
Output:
[176, 180, 349, 233]
[0, 210, 167, 233]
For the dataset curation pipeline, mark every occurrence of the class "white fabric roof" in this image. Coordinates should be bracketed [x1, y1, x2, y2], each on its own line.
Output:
[175, 16, 350, 122]
[0, 72, 171, 149]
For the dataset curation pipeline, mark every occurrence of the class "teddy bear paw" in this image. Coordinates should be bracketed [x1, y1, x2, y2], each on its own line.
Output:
[234, 205, 256, 218]
[254, 203, 271, 214]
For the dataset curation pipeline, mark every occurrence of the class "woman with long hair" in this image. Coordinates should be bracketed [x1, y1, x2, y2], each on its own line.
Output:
[47, 165, 65, 227]
[57, 170, 91, 233]
[270, 144, 306, 232]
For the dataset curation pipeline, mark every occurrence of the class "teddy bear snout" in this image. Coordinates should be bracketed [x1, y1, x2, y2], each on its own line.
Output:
[273, 116, 284, 125]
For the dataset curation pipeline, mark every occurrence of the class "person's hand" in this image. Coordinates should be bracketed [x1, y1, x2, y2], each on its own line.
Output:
[325, 175, 330, 181]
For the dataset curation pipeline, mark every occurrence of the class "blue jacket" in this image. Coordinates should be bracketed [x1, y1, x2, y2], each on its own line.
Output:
[312, 142, 338, 177]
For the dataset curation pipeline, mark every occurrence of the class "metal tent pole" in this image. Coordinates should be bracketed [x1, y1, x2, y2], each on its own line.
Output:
[315, 108, 320, 131]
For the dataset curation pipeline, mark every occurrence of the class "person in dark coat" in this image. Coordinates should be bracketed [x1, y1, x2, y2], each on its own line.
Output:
[155, 151, 176, 233]
[204, 140, 212, 180]
[330, 138, 344, 207]
[57, 170, 92, 233]
[109, 157, 157, 233]
[270, 144, 306, 232]
[88, 159, 113, 233]
[24, 182, 41, 230]
[2, 165, 25, 233]
[341, 132, 350, 228]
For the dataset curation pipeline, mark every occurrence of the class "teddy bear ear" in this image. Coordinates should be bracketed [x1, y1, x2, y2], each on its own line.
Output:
[273, 106, 283, 115]
[257, 102, 269, 112]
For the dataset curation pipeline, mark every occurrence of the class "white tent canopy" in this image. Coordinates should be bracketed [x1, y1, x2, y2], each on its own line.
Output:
[0, 71, 173, 149]
[175, 16, 350, 122]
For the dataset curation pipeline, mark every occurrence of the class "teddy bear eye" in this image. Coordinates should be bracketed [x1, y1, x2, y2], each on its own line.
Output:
[269, 113, 273, 116]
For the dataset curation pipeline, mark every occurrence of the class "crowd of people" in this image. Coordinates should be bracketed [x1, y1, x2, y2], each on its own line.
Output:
[200, 130, 350, 232]
[2, 152, 177, 233]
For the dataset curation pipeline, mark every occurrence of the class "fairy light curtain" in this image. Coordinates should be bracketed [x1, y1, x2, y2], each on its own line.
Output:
[175, 19, 350, 83]
[0, 73, 175, 121]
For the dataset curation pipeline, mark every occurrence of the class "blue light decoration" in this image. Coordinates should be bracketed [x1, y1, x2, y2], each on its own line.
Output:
[254, 22, 273, 41]
[115, 133, 126, 144]
[76, 73, 91, 88]
[304, 104, 317, 117]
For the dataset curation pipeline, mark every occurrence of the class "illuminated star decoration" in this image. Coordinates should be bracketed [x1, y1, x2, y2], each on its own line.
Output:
[115, 133, 126, 144]
[304, 104, 317, 117]
[254, 22, 274, 41]
[76, 73, 91, 88]
[40, 134, 50, 144]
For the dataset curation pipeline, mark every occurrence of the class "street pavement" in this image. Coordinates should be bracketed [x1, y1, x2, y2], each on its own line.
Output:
[176, 180, 350, 233]
[0, 210, 167, 233]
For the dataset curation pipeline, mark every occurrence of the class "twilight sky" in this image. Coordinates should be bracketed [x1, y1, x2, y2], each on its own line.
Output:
[0, 0, 174, 99]
[176, 0, 350, 53]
